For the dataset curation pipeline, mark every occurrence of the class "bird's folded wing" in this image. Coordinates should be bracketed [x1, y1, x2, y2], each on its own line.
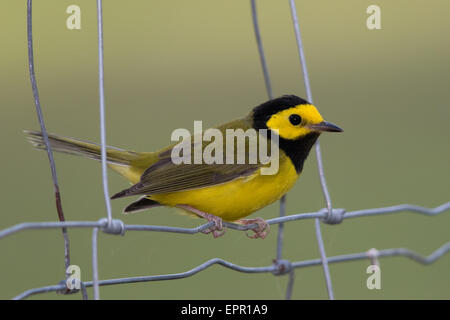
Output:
[111, 117, 270, 198]
[118, 161, 261, 197]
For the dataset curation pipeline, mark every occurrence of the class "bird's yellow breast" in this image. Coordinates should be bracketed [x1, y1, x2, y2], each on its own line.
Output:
[150, 156, 299, 221]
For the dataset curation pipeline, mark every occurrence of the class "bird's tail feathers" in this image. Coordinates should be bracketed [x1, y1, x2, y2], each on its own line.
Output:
[25, 130, 140, 167]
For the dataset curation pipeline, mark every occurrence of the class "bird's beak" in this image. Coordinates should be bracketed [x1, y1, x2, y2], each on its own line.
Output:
[308, 121, 343, 132]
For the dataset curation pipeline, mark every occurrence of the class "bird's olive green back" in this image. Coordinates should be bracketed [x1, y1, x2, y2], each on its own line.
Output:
[115, 113, 279, 198]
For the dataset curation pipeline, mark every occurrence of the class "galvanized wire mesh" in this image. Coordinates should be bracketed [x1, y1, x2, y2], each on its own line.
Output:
[2, 0, 449, 300]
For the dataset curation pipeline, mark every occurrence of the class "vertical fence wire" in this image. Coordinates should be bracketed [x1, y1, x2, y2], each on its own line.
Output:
[92, 227, 100, 300]
[80, 282, 89, 300]
[96, 0, 113, 227]
[288, 0, 334, 299]
[285, 270, 295, 300]
[250, 1, 289, 297]
[26, 0, 71, 280]
[250, 0, 273, 100]
[93, 0, 111, 300]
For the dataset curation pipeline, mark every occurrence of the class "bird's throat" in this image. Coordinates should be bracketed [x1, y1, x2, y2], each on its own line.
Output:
[278, 132, 320, 173]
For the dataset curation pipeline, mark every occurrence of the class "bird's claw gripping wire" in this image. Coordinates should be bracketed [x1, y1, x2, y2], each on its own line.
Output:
[237, 217, 270, 239]
[201, 216, 225, 238]
[176, 204, 225, 238]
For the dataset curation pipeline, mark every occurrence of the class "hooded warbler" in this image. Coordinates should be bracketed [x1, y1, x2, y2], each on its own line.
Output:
[26, 95, 342, 238]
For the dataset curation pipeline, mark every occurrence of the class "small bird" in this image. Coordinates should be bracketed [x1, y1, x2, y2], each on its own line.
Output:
[26, 95, 342, 239]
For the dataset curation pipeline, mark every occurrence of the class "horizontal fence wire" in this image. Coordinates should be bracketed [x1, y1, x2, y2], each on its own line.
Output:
[2, 203, 449, 239]
[11, 241, 450, 300]
[3, 0, 448, 300]
[2, 202, 450, 299]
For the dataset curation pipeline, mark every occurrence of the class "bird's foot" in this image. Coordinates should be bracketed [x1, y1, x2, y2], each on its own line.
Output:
[176, 204, 225, 238]
[236, 217, 270, 239]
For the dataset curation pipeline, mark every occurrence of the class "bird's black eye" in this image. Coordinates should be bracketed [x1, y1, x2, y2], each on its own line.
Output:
[289, 114, 302, 126]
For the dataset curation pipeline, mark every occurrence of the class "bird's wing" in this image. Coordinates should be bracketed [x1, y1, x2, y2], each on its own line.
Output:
[111, 116, 270, 198]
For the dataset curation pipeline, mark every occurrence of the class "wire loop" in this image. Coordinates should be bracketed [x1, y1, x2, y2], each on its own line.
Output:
[272, 259, 293, 276]
[99, 218, 125, 236]
[322, 208, 346, 225]
[367, 248, 380, 266]
[56, 279, 79, 295]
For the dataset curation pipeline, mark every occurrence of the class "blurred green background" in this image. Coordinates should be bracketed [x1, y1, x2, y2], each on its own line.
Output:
[0, 0, 449, 299]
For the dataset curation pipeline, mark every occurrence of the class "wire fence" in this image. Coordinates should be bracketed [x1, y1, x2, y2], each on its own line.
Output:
[2, 0, 449, 300]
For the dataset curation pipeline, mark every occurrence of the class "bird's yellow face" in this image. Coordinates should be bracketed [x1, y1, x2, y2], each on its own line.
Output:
[266, 104, 339, 140]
